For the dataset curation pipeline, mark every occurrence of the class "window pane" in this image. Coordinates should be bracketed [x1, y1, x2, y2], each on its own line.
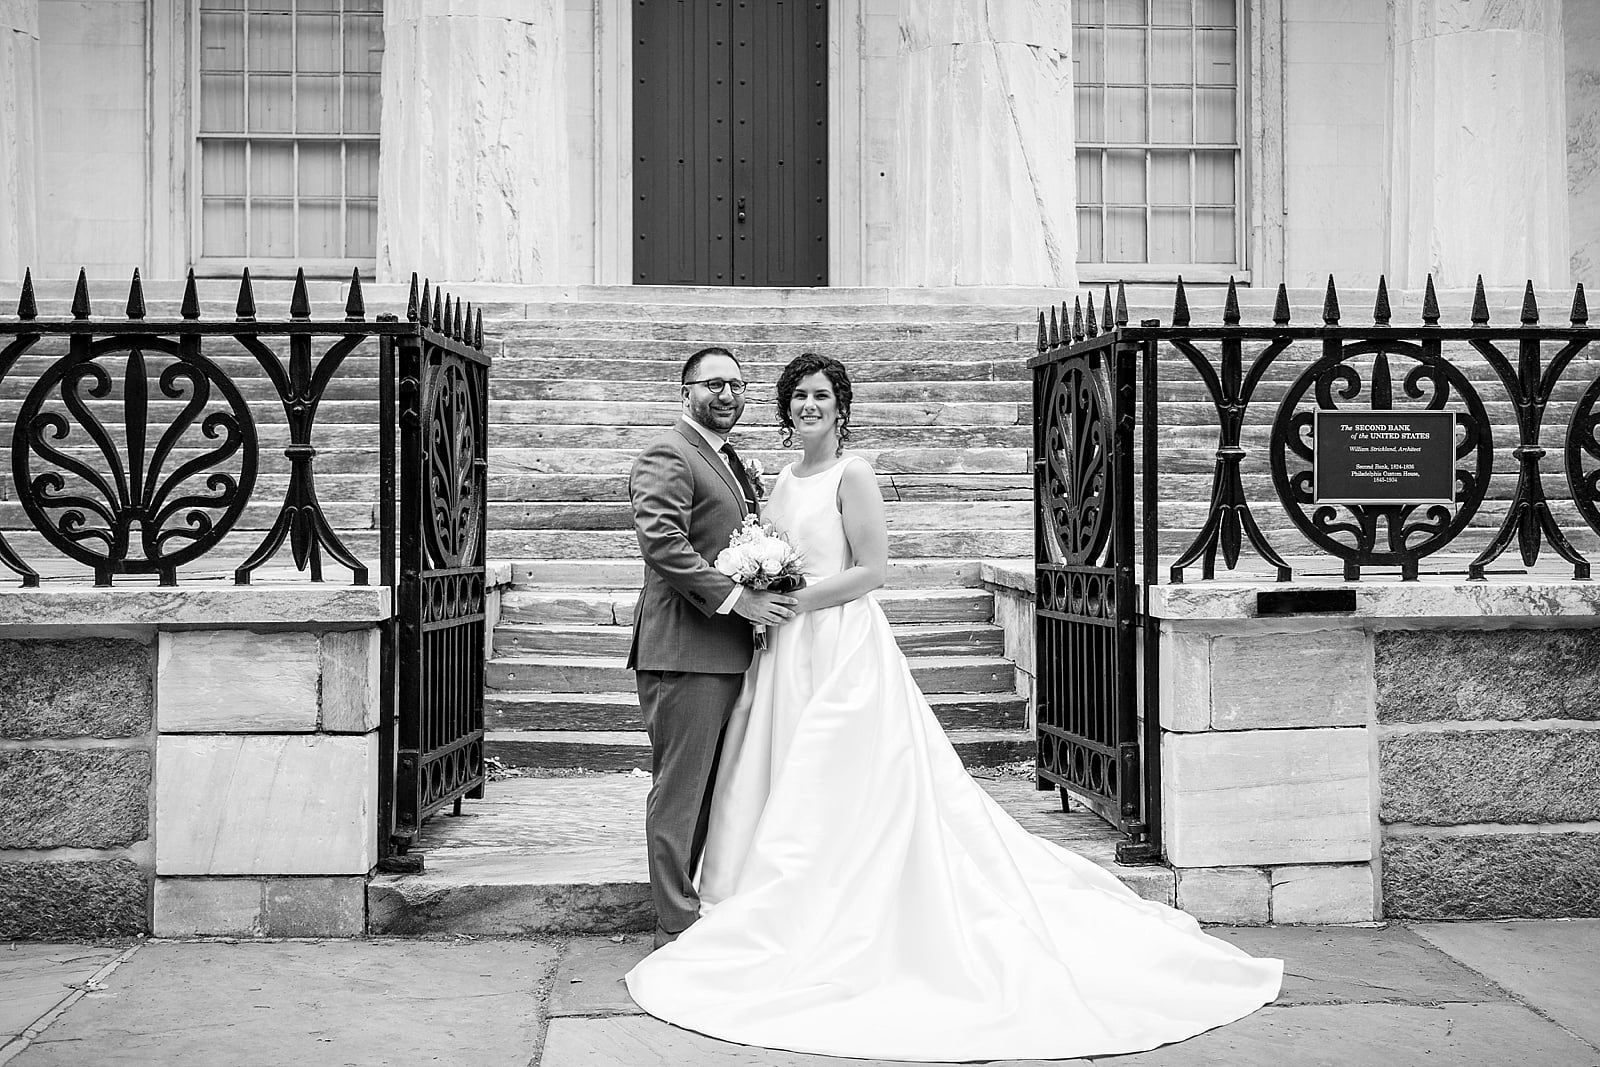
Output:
[296, 14, 341, 72]
[1106, 209, 1147, 262]
[250, 141, 294, 197]
[1196, 207, 1236, 262]
[1150, 150, 1188, 204]
[1196, 87, 1236, 142]
[247, 12, 292, 69]
[1075, 86, 1105, 141]
[298, 201, 342, 258]
[299, 0, 340, 10]
[1150, 29, 1191, 83]
[344, 73, 381, 132]
[1073, 27, 1104, 84]
[1074, 0, 1106, 22]
[1152, 0, 1189, 25]
[248, 73, 293, 132]
[1106, 150, 1145, 205]
[346, 142, 378, 197]
[200, 13, 243, 71]
[297, 74, 341, 132]
[202, 200, 247, 256]
[1151, 208, 1190, 263]
[1076, 151, 1104, 203]
[250, 201, 294, 257]
[200, 74, 244, 132]
[1106, 0, 1146, 22]
[1197, 0, 1234, 26]
[1197, 28, 1236, 84]
[1077, 208, 1105, 263]
[202, 141, 247, 195]
[299, 142, 342, 196]
[345, 14, 384, 73]
[1106, 28, 1147, 83]
[346, 201, 377, 257]
[1151, 87, 1192, 142]
[1195, 150, 1234, 204]
[1106, 87, 1147, 140]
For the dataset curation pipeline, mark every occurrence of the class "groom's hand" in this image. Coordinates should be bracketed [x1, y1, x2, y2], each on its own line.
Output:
[732, 589, 797, 625]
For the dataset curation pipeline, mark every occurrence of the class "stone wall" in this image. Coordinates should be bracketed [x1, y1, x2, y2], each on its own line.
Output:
[0, 636, 154, 938]
[1376, 628, 1600, 919]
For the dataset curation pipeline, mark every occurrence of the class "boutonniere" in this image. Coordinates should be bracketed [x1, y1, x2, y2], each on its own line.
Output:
[744, 457, 767, 501]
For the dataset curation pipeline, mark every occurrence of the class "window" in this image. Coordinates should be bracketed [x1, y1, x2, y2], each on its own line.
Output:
[196, 0, 383, 268]
[1073, 0, 1242, 270]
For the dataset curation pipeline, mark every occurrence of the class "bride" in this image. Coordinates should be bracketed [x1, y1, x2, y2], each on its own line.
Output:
[625, 353, 1282, 1061]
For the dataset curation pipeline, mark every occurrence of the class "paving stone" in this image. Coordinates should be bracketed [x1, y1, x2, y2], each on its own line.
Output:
[0, 748, 150, 849]
[0, 944, 125, 1040]
[1208, 925, 1506, 1007]
[550, 936, 652, 1017]
[10, 941, 555, 1067]
[1096, 1003, 1597, 1066]
[1376, 628, 1600, 723]
[0, 638, 152, 740]
[1383, 832, 1600, 919]
[0, 860, 148, 939]
[1380, 731, 1600, 825]
[539, 1015, 1089, 1066]
[1411, 919, 1600, 1049]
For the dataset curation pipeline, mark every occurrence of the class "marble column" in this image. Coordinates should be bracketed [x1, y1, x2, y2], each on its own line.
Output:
[377, 0, 567, 284]
[0, 0, 41, 281]
[1389, 0, 1569, 289]
[891, 0, 1076, 288]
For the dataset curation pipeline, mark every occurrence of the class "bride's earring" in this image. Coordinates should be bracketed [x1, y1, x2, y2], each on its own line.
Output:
[835, 415, 850, 457]
[780, 425, 794, 448]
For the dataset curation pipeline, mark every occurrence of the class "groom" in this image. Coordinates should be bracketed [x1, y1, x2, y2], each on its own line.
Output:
[627, 346, 796, 950]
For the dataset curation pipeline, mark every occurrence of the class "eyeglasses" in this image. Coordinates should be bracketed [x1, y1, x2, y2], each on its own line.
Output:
[685, 378, 748, 395]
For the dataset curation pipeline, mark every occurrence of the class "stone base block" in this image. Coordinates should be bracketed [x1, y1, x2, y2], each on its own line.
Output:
[1175, 866, 1270, 924]
[154, 876, 366, 937]
[1383, 832, 1600, 919]
[366, 879, 654, 936]
[0, 747, 151, 849]
[1272, 863, 1376, 923]
[0, 859, 148, 938]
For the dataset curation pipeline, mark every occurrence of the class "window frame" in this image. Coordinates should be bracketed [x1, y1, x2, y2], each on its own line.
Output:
[187, 0, 382, 278]
[1074, 0, 1252, 284]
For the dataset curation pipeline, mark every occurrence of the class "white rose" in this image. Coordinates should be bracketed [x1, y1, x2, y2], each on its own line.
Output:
[716, 545, 752, 578]
[754, 540, 791, 575]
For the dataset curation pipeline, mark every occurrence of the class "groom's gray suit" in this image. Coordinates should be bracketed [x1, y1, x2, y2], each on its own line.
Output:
[628, 417, 757, 942]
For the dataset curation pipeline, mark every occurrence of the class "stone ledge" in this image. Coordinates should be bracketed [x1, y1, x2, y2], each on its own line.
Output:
[1150, 579, 1600, 623]
[0, 585, 391, 628]
[977, 559, 1033, 595]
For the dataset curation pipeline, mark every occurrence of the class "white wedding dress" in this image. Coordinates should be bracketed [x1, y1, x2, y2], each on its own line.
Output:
[625, 457, 1282, 1061]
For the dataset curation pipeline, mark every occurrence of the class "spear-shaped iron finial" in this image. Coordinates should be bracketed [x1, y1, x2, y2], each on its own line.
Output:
[1036, 311, 1047, 352]
[1047, 307, 1059, 348]
[1572, 283, 1589, 326]
[236, 268, 257, 322]
[1471, 275, 1489, 325]
[125, 268, 146, 320]
[432, 286, 444, 332]
[1322, 275, 1340, 325]
[290, 268, 311, 320]
[454, 298, 464, 341]
[181, 268, 201, 320]
[1423, 274, 1440, 325]
[1373, 275, 1391, 325]
[1521, 280, 1539, 325]
[418, 278, 432, 325]
[1223, 276, 1240, 325]
[1172, 276, 1190, 328]
[17, 268, 37, 321]
[1115, 281, 1128, 327]
[407, 272, 421, 322]
[345, 268, 366, 321]
[1073, 297, 1084, 341]
[475, 307, 484, 349]
[1086, 291, 1098, 337]
[1272, 282, 1290, 326]
[71, 268, 91, 320]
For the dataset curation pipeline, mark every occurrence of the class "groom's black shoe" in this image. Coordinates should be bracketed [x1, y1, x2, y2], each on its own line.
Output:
[653, 925, 681, 951]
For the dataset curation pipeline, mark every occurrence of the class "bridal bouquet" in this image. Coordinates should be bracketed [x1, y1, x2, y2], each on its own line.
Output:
[715, 515, 805, 649]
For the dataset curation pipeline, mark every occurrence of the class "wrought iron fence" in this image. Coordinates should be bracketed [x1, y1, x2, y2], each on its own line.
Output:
[0, 265, 491, 852]
[1031, 272, 1598, 858]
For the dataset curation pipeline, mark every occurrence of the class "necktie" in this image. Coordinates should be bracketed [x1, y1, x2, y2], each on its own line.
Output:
[721, 443, 758, 512]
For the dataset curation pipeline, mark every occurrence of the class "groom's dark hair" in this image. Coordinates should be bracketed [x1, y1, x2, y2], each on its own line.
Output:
[682, 347, 740, 384]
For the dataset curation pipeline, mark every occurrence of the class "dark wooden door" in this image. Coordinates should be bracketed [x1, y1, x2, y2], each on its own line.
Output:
[633, 0, 828, 286]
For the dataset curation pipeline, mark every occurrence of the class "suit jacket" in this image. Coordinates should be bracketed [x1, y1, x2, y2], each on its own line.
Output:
[627, 418, 756, 674]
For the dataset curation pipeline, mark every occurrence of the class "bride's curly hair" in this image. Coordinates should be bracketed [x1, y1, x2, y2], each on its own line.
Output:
[776, 353, 853, 455]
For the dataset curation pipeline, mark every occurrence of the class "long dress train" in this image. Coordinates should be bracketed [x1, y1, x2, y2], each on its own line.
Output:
[626, 456, 1282, 1061]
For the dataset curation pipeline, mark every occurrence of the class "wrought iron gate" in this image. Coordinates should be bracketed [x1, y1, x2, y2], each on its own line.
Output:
[387, 282, 490, 850]
[1031, 305, 1159, 864]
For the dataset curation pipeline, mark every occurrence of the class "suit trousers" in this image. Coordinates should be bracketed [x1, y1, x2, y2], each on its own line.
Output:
[635, 669, 744, 938]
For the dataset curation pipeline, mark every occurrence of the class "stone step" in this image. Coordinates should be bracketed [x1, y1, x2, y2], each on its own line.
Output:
[486, 528, 1033, 559]
[490, 320, 1033, 343]
[484, 689, 1025, 732]
[485, 653, 1017, 695]
[484, 727, 1033, 772]
[365, 775, 1175, 935]
[492, 620, 1004, 657]
[0, 499, 375, 531]
[508, 557, 994, 589]
[486, 499, 1029, 531]
[490, 473, 1031, 503]
[491, 446, 1029, 476]
[484, 423, 1032, 450]
[489, 356, 1032, 383]
[489, 398, 1024, 427]
[497, 586, 997, 627]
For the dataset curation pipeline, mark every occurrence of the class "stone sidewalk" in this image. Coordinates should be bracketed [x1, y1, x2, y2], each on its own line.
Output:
[3, 921, 1598, 1067]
